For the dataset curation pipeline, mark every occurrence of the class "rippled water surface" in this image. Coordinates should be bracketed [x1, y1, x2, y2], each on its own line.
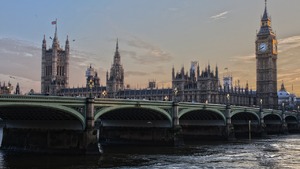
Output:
[1, 135, 300, 169]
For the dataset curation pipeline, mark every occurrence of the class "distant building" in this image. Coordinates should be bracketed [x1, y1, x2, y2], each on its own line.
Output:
[278, 82, 297, 110]
[60, 65, 106, 97]
[86, 65, 100, 88]
[57, 1, 287, 109]
[59, 40, 255, 106]
[0, 81, 13, 95]
[41, 22, 69, 95]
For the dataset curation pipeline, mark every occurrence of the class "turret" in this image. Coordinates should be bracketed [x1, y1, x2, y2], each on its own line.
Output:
[197, 63, 200, 78]
[15, 83, 20, 95]
[113, 39, 121, 65]
[257, 0, 274, 36]
[172, 66, 175, 79]
[65, 35, 69, 52]
[215, 65, 218, 78]
[52, 19, 59, 48]
[42, 35, 46, 50]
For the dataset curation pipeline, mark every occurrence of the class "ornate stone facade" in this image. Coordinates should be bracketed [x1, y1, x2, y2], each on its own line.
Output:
[256, 1, 278, 109]
[106, 39, 124, 98]
[0, 82, 13, 95]
[41, 23, 69, 95]
[58, 1, 284, 109]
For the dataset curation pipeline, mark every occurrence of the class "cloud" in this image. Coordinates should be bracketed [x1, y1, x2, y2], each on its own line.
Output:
[125, 71, 148, 77]
[168, 7, 178, 12]
[126, 37, 173, 64]
[277, 36, 300, 53]
[210, 11, 229, 20]
[119, 50, 137, 58]
[229, 54, 255, 63]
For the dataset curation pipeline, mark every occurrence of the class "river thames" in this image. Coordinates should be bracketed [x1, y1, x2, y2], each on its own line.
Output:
[0, 133, 300, 169]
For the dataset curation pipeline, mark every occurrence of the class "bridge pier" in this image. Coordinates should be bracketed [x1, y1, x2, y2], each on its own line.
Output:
[259, 109, 267, 137]
[225, 105, 235, 141]
[1, 128, 98, 154]
[83, 97, 101, 154]
[172, 102, 183, 146]
[281, 112, 288, 134]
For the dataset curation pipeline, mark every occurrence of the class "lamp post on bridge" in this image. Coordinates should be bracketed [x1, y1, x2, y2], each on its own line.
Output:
[88, 79, 94, 98]
[259, 98, 266, 136]
[226, 94, 230, 109]
[225, 93, 235, 140]
[260, 99, 263, 112]
[173, 87, 178, 102]
[102, 90, 107, 98]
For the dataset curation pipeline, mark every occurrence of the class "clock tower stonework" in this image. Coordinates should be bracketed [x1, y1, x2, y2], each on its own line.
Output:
[256, 0, 278, 109]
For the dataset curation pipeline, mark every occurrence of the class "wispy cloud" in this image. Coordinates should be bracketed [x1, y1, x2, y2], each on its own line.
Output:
[126, 37, 173, 64]
[125, 71, 148, 77]
[210, 11, 229, 20]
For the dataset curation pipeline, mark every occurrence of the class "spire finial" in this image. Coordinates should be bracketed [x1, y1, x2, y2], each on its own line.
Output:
[265, 0, 267, 7]
[116, 38, 119, 51]
[262, 0, 269, 21]
[54, 18, 58, 39]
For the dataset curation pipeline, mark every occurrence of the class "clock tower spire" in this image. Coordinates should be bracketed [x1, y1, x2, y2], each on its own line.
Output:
[256, 0, 278, 109]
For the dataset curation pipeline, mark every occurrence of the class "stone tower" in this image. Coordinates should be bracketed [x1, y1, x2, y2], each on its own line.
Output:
[106, 39, 124, 97]
[41, 21, 69, 95]
[256, 0, 278, 109]
[85, 65, 100, 89]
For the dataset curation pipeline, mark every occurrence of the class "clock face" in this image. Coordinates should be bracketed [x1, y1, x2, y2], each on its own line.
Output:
[259, 43, 267, 52]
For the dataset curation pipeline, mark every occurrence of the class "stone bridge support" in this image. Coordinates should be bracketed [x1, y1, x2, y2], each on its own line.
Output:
[82, 97, 100, 154]
[281, 111, 288, 134]
[172, 102, 183, 146]
[259, 109, 267, 137]
[225, 105, 235, 140]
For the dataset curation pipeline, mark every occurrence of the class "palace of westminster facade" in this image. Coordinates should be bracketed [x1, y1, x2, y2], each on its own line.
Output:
[40, 2, 284, 109]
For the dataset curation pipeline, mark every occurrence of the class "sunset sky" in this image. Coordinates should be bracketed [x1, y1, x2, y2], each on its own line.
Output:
[1, 0, 300, 95]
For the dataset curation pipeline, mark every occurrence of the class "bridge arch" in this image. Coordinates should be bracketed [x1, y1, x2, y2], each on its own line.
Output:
[0, 103, 85, 129]
[285, 115, 298, 123]
[263, 113, 282, 121]
[178, 108, 226, 126]
[231, 110, 259, 120]
[95, 105, 172, 127]
[231, 111, 260, 125]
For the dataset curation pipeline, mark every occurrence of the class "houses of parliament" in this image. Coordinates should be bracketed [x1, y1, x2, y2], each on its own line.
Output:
[39, 1, 291, 109]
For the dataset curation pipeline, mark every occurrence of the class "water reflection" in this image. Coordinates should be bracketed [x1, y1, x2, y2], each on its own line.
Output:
[1, 135, 300, 168]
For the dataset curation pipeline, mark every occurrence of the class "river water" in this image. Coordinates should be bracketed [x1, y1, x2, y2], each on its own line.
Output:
[1, 133, 300, 168]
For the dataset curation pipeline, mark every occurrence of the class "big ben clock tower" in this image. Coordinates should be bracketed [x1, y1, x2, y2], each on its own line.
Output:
[256, 0, 278, 109]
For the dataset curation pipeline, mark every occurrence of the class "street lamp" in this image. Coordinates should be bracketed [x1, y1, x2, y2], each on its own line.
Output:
[226, 94, 230, 103]
[173, 87, 178, 102]
[226, 94, 230, 109]
[89, 79, 94, 98]
[102, 90, 107, 98]
[260, 99, 263, 112]
[164, 96, 169, 101]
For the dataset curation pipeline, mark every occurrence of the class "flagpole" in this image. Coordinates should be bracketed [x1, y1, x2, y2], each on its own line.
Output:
[55, 18, 57, 38]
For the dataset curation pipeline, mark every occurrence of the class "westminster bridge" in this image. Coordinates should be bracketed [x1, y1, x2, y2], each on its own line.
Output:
[0, 95, 299, 154]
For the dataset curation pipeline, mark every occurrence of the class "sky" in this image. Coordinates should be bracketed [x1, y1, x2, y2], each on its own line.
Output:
[1, 0, 300, 95]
